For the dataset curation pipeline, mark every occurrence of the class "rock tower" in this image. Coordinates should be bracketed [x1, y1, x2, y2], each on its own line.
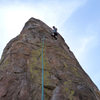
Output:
[0, 17, 100, 100]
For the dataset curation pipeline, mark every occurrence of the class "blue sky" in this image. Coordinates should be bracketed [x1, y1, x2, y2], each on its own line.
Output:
[0, 0, 100, 89]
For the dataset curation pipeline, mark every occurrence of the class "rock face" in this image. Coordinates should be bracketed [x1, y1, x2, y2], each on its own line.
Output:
[0, 17, 100, 100]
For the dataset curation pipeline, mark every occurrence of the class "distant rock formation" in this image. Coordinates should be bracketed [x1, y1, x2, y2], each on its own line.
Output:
[0, 17, 100, 100]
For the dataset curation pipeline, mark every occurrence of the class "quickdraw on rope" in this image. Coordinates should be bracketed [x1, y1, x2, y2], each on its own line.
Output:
[41, 36, 45, 100]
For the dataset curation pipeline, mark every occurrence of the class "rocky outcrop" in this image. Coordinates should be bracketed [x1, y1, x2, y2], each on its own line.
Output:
[0, 17, 100, 100]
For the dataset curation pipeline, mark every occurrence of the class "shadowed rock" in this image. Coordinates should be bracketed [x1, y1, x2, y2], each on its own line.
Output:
[0, 17, 100, 100]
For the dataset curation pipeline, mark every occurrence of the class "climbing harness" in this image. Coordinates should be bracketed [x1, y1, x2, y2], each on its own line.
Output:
[41, 36, 45, 100]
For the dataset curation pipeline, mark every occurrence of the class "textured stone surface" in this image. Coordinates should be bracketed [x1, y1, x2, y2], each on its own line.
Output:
[0, 17, 100, 100]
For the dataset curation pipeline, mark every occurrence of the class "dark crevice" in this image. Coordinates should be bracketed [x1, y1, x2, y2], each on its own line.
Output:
[44, 85, 55, 90]
[2, 90, 8, 98]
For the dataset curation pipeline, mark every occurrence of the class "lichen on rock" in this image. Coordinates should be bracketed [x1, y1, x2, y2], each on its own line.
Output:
[0, 17, 100, 100]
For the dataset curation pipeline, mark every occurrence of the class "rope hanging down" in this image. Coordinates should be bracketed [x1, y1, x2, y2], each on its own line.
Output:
[41, 36, 45, 100]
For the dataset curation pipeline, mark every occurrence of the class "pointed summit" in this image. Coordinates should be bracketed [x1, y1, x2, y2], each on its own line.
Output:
[0, 17, 100, 100]
[21, 17, 53, 36]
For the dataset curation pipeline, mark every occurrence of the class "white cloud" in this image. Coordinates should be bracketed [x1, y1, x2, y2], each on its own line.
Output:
[75, 36, 95, 57]
[0, 0, 87, 58]
[72, 35, 98, 69]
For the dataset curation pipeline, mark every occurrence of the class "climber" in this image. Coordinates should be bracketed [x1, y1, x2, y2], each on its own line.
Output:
[52, 26, 58, 40]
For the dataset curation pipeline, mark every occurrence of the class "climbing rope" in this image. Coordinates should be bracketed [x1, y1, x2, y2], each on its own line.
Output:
[41, 36, 45, 100]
